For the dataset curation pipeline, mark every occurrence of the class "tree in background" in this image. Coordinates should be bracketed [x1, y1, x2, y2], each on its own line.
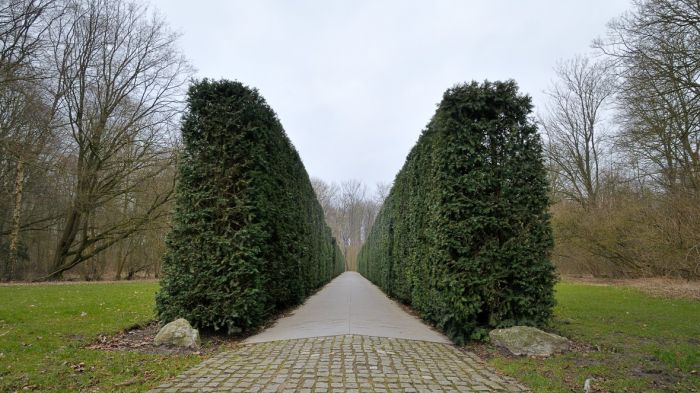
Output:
[0, 0, 190, 281]
[549, 0, 700, 278]
[541, 56, 616, 209]
[311, 178, 387, 271]
[598, 0, 699, 194]
[45, 0, 190, 279]
[0, 0, 57, 279]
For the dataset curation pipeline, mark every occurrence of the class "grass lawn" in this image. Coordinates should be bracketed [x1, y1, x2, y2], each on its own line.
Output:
[478, 283, 700, 392]
[1, 280, 698, 392]
[0, 282, 205, 392]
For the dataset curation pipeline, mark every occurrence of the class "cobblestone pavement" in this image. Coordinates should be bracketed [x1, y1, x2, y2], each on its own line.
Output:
[149, 335, 529, 392]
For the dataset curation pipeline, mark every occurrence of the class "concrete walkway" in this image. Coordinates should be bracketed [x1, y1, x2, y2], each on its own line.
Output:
[246, 272, 449, 344]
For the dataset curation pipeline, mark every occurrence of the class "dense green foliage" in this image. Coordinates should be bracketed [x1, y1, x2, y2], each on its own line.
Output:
[358, 80, 556, 343]
[156, 79, 344, 333]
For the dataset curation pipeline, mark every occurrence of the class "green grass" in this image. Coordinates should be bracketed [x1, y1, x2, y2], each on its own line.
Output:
[1, 280, 698, 392]
[485, 283, 700, 392]
[0, 282, 203, 392]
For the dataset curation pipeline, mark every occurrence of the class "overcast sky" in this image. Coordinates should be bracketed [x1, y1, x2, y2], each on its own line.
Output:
[146, 0, 631, 192]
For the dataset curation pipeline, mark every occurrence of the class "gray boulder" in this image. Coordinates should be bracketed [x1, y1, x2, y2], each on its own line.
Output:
[489, 326, 569, 356]
[154, 318, 200, 348]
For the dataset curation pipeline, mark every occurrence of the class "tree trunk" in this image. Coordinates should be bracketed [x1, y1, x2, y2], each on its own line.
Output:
[7, 159, 26, 280]
[115, 242, 129, 280]
[50, 208, 82, 279]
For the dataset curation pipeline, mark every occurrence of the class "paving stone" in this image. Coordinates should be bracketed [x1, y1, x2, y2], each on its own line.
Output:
[148, 335, 529, 392]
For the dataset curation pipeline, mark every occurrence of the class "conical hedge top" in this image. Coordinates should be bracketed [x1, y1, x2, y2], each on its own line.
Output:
[358, 80, 556, 343]
[156, 79, 344, 333]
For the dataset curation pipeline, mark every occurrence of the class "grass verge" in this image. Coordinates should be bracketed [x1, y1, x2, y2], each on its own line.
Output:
[468, 283, 700, 392]
[0, 282, 212, 392]
[1, 280, 698, 392]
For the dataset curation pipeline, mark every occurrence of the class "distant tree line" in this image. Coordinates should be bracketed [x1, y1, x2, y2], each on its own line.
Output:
[543, 0, 700, 278]
[156, 80, 345, 333]
[310, 178, 388, 271]
[0, 0, 190, 281]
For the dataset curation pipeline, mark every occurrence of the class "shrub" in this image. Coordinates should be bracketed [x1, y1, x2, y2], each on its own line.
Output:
[156, 79, 344, 333]
[358, 80, 556, 343]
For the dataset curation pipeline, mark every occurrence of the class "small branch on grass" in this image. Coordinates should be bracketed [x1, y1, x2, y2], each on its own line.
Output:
[114, 378, 139, 387]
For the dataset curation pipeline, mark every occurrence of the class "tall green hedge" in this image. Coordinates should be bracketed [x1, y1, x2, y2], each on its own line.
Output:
[358, 80, 556, 343]
[156, 79, 345, 334]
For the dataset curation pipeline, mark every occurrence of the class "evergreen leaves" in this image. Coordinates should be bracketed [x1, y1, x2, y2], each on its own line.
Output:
[358, 80, 556, 343]
[156, 79, 345, 334]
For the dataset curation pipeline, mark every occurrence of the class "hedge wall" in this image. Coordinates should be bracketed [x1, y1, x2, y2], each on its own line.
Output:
[358, 80, 556, 343]
[156, 79, 345, 334]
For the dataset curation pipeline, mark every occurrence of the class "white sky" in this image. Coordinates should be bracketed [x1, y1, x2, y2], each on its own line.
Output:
[146, 0, 631, 191]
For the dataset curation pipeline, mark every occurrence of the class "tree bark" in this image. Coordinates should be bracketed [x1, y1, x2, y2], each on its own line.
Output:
[50, 208, 82, 279]
[7, 159, 26, 280]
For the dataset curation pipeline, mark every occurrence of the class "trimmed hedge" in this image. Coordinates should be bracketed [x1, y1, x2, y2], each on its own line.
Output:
[156, 79, 345, 334]
[358, 80, 556, 343]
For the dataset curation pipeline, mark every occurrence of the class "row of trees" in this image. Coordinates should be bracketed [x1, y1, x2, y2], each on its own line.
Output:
[543, 0, 700, 278]
[156, 80, 345, 333]
[358, 81, 556, 343]
[310, 178, 388, 271]
[0, 0, 190, 281]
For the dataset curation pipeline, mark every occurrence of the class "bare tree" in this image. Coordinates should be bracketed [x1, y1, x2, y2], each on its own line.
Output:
[0, 0, 56, 86]
[0, 80, 52, 279]
[43, 0, 190, 279]
[0, 0, 57, 279]
[311, 178, 385, 271]
[375, 181, 391, 204]
[596, 0, 700, 97]
[311, 177, 338, 222]
[595, 0, 700, 194]
[549, 0, 700, 279]
[541, 56, 617, 208]
[0, 0, 187, 281]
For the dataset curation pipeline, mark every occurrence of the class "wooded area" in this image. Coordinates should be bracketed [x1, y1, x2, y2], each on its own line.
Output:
[0, 0, 190, 281]
[544, 0, 700, 278]
[1, 0, 698, 281]
[310, 178, 388, 271]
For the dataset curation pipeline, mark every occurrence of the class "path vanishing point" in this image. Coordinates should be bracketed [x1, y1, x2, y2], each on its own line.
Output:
[149, 272, 529, 392]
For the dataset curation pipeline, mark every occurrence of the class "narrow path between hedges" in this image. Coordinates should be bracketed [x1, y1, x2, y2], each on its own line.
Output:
[246, 272, 449, 344]
[150, 272, 529, 392]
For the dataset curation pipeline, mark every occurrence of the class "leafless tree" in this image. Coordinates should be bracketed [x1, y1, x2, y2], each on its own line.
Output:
[595, 0, 700, 194]
[0, 80, 53, 279]
[311, 178, 385, 271]
[0, 0, 188, 281]
[549, 0, 700, 279]
[540, 56, 617, 208]
[0, 0, 56, 86]
[43, 0, 190, 279]
[0, 0, 58, 279]
[374, 181, 391, 204]
[596, 0, 700, 96]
